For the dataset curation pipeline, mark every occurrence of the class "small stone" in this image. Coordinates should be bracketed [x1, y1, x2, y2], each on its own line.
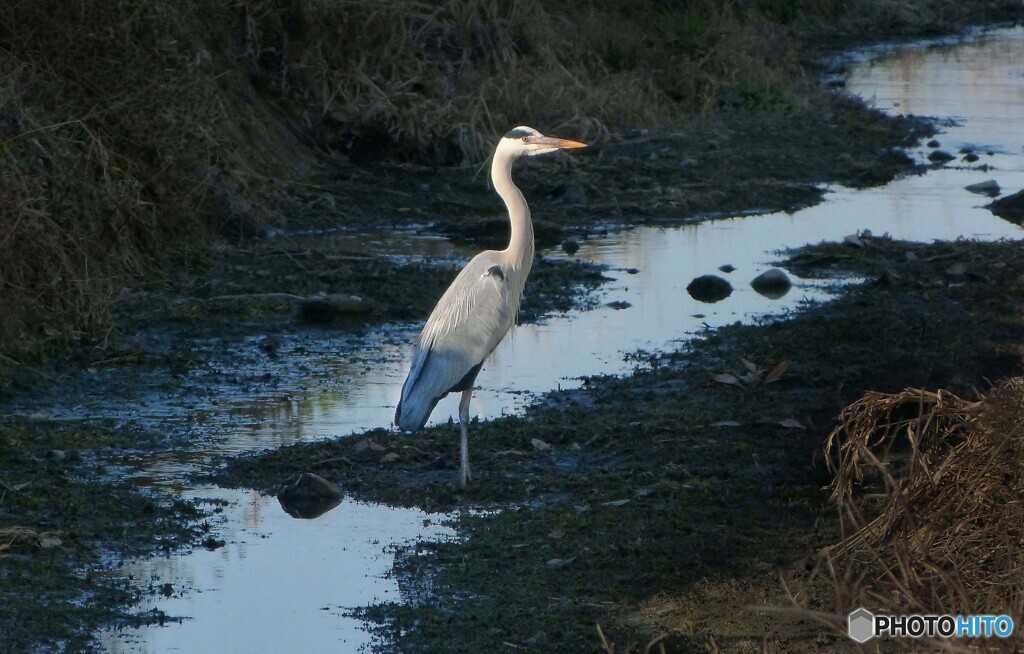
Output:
[964, 180, 1000, 197]
[750, 268, 792, 299]
[298, 294, 367, 323]
[927, 150, 955, 163]
[560, 238, 580, 255]
[905, 251, 918, 262]
[963, 153, 980, 163]
[278, 472, 343, 502]
[946, 263, 967, 279]
[718, 264, 736, 273]
[843, 233, 866, 248]
[686, 275, 733, 303]
[605, 301, 631, 310]
[926, 139, 941, 148]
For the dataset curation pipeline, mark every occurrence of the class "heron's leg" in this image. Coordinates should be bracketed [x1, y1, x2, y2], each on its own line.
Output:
[458, 388, 473, 487]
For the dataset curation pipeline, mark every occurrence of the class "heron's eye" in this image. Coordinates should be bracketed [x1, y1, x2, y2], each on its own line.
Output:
[521, 136, 529, 143]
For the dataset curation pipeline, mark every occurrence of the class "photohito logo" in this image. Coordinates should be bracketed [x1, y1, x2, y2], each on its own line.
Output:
[848, 608, 1015, 643]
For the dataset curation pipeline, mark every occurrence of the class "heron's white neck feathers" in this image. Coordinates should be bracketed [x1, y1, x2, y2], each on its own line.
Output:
[491, 144, 534, 274]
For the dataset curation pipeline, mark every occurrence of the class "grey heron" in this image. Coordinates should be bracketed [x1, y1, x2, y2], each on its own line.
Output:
[394, 126, 587, 487]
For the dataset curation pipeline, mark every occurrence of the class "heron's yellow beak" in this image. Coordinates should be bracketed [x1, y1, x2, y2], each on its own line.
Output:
[540, 136, 587, 149]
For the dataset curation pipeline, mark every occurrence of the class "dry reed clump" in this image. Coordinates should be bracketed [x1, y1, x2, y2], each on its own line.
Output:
[0, 1, 231, 361]
[794, 383, 1024, 649]
[1, 0, 1010, 361]
[238, 0, 804, 162]
[0, 0, 808, 361]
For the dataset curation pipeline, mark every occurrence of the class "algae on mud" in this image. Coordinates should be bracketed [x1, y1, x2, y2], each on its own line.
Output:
[0, 423, 213, 654]
[218, 236, 1024, 651]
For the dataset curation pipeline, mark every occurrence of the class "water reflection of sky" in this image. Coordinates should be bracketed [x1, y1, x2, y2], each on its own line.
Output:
[90, 25, 1024, 653]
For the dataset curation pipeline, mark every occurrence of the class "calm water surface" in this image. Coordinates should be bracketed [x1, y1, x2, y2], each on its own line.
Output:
[85, 26, 1024, 652]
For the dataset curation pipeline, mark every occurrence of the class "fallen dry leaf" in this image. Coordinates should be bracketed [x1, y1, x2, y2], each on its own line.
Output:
[764, 360, 789, 383]
[713, 373, 743, 386]
[779, 418, 806, 430]
[545, 557, 575, 569]
[710, 420, 741, 427]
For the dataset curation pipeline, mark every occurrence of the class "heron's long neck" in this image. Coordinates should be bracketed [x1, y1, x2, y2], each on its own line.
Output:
[492, 152, 534, 272]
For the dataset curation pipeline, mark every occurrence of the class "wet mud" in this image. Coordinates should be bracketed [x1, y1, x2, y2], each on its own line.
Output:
[219, 235, 1024, 651]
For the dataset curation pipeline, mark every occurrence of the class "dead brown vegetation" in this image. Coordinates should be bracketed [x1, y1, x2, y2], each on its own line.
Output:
[793, 383, 1024, 650]
[0, 0, 1019, 362]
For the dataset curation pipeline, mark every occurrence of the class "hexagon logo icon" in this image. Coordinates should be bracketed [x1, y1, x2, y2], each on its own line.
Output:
[848, 607, 875, 643]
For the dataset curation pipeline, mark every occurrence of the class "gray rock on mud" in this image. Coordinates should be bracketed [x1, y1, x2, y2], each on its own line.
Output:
[687, 274, 733, 303]
[750, 268, 792, 299]
[298, 293, 368, 323]
[927, 150, 955, 163]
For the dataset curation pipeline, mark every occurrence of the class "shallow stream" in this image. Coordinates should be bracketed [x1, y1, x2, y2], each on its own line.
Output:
[43, 25, 1024, 653]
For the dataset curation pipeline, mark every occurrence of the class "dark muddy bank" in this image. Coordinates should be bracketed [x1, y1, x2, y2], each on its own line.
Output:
[0, 423, 215, 653]
[219, 236, 1024, 651]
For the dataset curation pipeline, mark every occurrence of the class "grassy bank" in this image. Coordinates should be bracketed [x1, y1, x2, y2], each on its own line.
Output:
[2, 0, 1020, 362]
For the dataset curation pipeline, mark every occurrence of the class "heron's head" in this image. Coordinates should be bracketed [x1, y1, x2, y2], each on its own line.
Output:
[498, 126, 587, 159]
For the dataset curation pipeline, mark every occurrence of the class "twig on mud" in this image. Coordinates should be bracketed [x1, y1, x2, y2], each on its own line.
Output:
[596, 624, 615, 653]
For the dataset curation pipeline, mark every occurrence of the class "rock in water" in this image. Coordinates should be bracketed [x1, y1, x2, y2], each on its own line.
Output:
[278, 472, 343, 519]
[927, 150, 955, 163]
[560, 238, 580, 255]
[750, 268, 793, 299]
[686, 275, 733, 303]
[965, 180, 1000, 197]
[989, 189, 1024, 224]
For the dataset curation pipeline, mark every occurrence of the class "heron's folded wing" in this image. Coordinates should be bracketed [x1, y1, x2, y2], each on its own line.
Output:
[396, 254, 516, 429]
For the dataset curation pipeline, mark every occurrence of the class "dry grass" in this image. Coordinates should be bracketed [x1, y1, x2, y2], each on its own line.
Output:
[0, 0, 1018, 360]
[790, 383, 1024, 650]
[0, 0, 803, 361]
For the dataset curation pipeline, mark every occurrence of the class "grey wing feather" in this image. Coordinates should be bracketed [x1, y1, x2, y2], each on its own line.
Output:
[395, 251, 517, 431]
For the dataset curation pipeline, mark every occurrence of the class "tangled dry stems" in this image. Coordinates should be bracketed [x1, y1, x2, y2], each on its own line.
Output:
[794, 382, 1024, 650]
[1, 0, 1019, 360]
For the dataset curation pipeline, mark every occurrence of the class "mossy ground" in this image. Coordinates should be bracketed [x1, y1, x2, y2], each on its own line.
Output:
[0, 424, 213, 653]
